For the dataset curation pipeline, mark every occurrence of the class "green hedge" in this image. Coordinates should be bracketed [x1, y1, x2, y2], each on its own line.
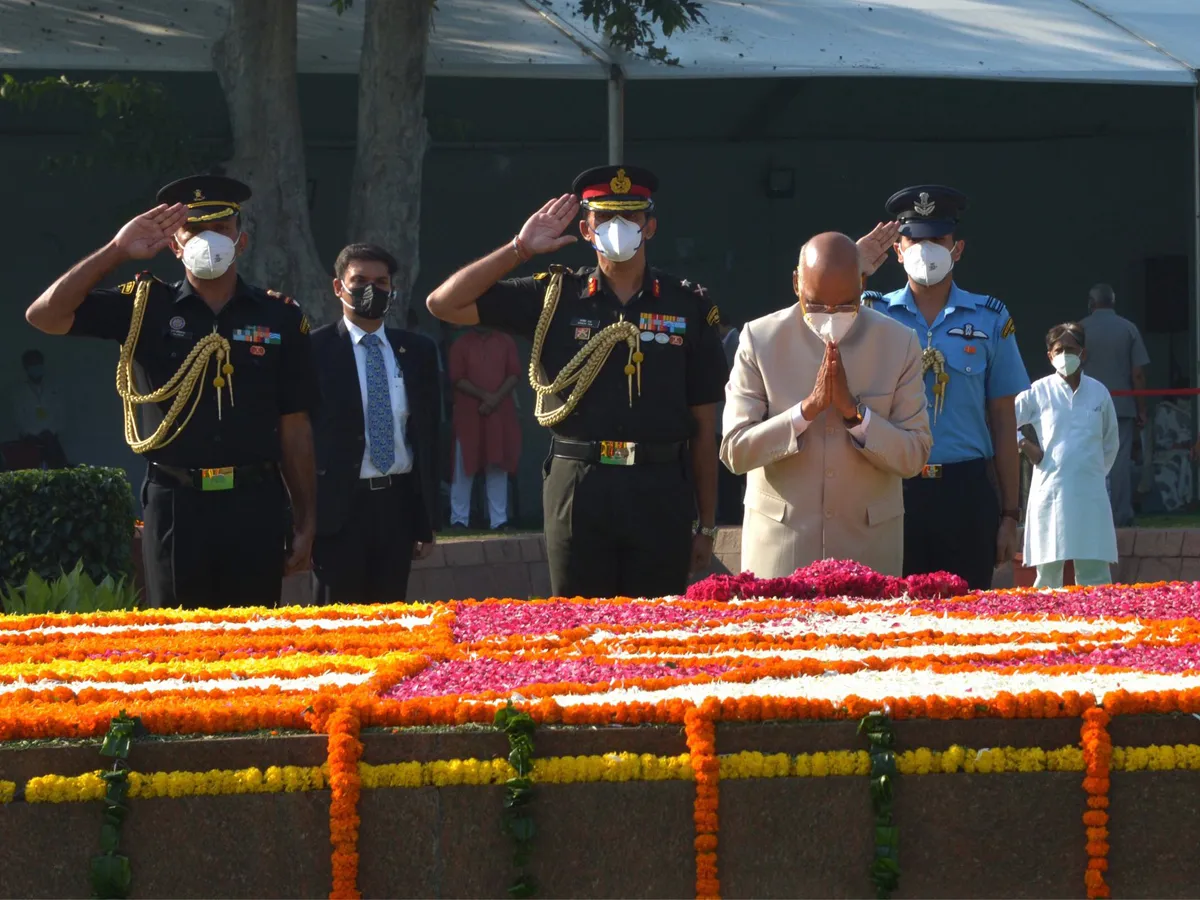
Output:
[0, 466, 136, 587]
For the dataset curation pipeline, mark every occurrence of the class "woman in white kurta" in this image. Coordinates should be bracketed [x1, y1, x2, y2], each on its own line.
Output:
[1015, 323, 1119, 588]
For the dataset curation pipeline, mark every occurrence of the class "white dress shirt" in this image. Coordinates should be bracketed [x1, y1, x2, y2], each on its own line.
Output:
[343, 317, 413, 479]
[791, 402, 871, 444]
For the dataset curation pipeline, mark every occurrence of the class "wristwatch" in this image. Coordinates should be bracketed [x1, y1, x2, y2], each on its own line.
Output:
[843, 399, 866, 428]
[693, 521, 719, 539]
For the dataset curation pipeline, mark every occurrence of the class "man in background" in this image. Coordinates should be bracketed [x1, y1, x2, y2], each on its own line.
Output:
[311, 243, 439, 603]
[10, 349, 68, 468]
[448, 325, 521, 531]
[1080, 283, 1149, 527]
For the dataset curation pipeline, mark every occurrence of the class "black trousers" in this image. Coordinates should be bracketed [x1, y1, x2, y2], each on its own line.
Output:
[902, 458, 999, 591]
[312, 475, 417, 604]
[142, 473, 285, 609]
[543, 455, 693, 599]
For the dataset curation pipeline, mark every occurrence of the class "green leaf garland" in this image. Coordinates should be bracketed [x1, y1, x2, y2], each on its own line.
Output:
[89, 711, 144, 900]
[859, 711, 900, 899]
[495, 702, 537, 898]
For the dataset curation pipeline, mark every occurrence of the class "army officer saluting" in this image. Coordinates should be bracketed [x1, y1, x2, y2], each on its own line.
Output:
[427, 165, 729, 599]
[25, 175, 319, 610]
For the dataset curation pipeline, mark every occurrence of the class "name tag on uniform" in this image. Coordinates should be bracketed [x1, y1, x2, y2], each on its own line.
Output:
[201, 467, 235, 491]
[599, 441, 635, 465]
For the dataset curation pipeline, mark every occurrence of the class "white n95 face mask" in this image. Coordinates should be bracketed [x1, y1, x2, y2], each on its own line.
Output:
[902, 241, 954, 287]
[179, 231, 238, 280]
[591, 216, 643, 262]
[804, 311, 857, 344]
[1052, 352, 1081, 377]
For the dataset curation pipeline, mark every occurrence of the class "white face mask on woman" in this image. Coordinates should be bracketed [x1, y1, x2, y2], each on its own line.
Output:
[902, 241, 954, 287]
[590, 216, 643, 262]
[178, 231, 238, 280]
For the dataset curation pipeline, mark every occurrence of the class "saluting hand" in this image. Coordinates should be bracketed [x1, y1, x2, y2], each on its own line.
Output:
[112, 203, 189, 261]
[517, 195, 580, 255]
[856, 221, 901, 277]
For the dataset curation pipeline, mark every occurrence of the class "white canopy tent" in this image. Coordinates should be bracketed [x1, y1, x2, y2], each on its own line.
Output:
[2, 0, 1199, 372]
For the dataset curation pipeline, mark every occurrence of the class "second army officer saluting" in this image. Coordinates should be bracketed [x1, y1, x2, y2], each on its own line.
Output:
[427, 166, 729, 599]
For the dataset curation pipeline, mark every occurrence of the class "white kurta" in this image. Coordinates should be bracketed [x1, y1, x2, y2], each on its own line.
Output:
[1016, 374, 1119, 566]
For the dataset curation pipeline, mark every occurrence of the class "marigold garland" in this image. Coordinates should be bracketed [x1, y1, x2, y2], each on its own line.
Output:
[1081, 708, 1112, 899]
[685, 703, 720, 900]
[325, 706, 363, 900]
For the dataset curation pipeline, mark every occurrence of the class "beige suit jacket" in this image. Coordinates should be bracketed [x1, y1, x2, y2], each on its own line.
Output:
[720, 305, 931, 577]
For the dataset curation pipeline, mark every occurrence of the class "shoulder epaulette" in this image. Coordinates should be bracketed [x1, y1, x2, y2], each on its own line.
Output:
[120, 271, 159, 294]
[266, 288, 299, 307]
[533, 271, 549, 281]
[862, 290, 885, 309]
[983, 296, 1007, 315]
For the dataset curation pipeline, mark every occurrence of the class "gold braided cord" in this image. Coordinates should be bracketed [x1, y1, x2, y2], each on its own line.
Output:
[116, 278, 235, 453]
[527, 271, 643, 428]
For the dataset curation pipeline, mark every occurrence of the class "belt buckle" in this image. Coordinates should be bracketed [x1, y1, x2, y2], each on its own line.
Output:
[369, 475, 391, 491]
[200, 467, 235, 491]
[599, 440, 636, 466]
[921, 464, 943, 479]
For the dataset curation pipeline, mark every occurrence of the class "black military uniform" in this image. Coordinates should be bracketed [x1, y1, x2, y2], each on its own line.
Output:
[476, 165, 729, 599]
[66, 175, 320, 609]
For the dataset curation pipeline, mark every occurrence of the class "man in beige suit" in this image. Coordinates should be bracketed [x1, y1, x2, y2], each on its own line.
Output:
[721, 232, 931, 577]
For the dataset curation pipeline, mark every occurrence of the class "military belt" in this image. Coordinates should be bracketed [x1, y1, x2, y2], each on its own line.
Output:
[551, 438, 684, 467]
[148, 461, 279, 491]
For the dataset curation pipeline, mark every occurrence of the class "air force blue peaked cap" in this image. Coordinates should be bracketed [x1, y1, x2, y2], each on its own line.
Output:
[885, 185, 967, 239]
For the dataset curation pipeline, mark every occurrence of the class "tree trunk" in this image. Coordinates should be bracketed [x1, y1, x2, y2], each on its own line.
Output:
[347, 0, 433, 327]
[212, 0, 333, 324]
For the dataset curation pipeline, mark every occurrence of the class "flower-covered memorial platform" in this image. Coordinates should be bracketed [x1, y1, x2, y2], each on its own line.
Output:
[4, 561, 1200, 899]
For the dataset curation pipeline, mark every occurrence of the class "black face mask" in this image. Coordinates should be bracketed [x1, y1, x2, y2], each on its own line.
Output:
[342, 284, 393, 320]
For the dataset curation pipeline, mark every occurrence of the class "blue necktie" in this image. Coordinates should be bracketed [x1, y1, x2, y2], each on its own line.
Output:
[361, 333, 395, 474]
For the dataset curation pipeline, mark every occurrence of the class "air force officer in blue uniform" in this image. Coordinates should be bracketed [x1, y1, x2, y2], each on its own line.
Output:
[863, 186, 1030, 589]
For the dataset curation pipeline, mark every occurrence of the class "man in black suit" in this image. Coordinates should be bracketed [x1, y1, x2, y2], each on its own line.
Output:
[310, 244, 440, 603]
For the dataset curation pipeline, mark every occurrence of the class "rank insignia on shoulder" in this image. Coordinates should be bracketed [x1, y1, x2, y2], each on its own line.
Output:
[300, 315, 311, 335]
[118, 281, 137, 295]
[1001, 317, 1016, 339]
[983, 296, 1006, 315]
[266, 288, 299, 307]
[706, 305, 720, 327]
[533, 272, 549, 281]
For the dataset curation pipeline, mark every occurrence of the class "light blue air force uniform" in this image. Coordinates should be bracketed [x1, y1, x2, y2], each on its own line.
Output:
[864, 283, 1030, 465]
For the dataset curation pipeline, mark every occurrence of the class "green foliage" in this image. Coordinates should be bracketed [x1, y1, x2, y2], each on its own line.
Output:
[0, 466, 136, 589]
[330, 0, 704, 64]
[90, 712, 143, 899]
[859, 711, 900, 899]
[495, 702, 537, 897]
[576, 0, 706, 64]
[0, 73, 218, 180]
[1, 561, 140, 616]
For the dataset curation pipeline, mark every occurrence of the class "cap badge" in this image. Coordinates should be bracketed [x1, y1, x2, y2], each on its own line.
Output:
[609, 168, 632, 195]
[913, 192, 935, 217]
[193, 189, 205, 201]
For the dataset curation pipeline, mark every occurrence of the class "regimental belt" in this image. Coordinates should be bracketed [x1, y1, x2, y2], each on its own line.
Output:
[921, 346, 948, 424]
